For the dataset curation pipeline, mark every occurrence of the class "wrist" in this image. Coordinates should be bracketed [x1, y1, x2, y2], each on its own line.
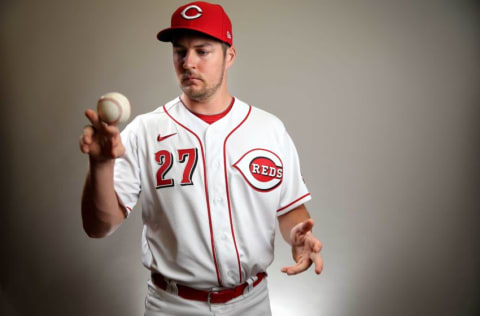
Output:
[89, 155, 115, 167]
[88, 156, 116, 176]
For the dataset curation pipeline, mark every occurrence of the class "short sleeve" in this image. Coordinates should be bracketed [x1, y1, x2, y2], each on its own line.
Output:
[276, 128, 311, 216]
[114, 119, 141, 217]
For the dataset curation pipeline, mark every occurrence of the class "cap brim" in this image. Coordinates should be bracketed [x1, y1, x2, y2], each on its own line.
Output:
[156, 26, 229, 45]
[157, 27, 210, 42]
[156, 27, 178, 42]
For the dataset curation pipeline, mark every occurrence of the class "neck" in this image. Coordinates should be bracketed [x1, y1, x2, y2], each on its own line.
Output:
[181, 89, 232, 115]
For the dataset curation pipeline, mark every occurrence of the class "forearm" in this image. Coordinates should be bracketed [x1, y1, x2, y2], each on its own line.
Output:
[278, 204, 310, 244]
[81, 158, 125, 238]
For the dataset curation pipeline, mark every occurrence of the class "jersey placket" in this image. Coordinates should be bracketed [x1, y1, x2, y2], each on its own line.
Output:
[204, 123, 241, 287]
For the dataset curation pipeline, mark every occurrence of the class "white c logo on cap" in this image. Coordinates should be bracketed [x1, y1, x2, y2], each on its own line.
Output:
[181, 5, 203, 20]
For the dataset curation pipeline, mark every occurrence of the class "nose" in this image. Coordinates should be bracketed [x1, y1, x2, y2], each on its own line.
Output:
[182, 50, 197, 70]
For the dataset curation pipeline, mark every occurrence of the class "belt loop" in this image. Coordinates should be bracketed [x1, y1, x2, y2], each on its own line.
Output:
[166, 279, 179, 296]
[243, 275, 257, 295]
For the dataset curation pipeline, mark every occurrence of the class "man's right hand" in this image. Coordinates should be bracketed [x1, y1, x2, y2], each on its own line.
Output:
[79, 109, 125, 161]
[80, 109, 126, 238]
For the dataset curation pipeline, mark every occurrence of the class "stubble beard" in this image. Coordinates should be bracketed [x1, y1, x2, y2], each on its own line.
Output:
[180, 60, 226, 102]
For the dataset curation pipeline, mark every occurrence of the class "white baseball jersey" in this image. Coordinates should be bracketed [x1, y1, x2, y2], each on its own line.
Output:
[114, 97, 311, 289]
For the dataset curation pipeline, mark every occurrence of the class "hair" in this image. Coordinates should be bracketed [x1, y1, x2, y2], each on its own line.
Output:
[220, 42, 229, 57]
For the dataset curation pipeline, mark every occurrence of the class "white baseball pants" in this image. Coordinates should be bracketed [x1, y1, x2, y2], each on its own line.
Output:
[144, 277, 272, 316]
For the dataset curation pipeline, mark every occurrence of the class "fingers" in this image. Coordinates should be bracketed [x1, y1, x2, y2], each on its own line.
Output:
[281, 249, 323, 276]
[86, 109, 120, 135]
[85, 109, 101, 130]
[80, 110, 123, 158]
[312, 238, 322, 253]
[281, 252, 323, 276]
[81, 110, 100, 155]
[103, 123, 124, 157]
[306, 234, 323, 274]
[83, 125, 96, 143]
[290, 218, 315, 245]
[281, 258, 311, 275]
[79, 125, 95, 154]
[311, 251, 323, 274]
[282, 230, 324, 276]
[102, 121, 121, 137]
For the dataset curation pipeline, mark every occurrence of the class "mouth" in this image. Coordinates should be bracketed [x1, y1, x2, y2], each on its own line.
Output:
[182, 76, 201, 82]
[182, 72, 202, 82]
[181, 77, 203, 87]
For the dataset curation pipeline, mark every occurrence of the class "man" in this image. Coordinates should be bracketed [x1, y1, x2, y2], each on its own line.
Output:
[79, 2, 323, 315]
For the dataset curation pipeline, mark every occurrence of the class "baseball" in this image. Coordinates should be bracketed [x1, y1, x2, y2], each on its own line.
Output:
[97, 92, 131, 124]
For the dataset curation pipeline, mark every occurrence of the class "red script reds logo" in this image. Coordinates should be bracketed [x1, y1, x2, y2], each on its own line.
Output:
[233, 149, 283, 192]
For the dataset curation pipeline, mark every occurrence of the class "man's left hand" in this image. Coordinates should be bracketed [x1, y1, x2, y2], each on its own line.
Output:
[281, 219, 323, 275]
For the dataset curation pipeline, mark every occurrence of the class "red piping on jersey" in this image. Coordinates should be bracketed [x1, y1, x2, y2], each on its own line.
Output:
[163, 104, 223, 287]
[223, 105, 252, 283]
[277, 193, 311, 213]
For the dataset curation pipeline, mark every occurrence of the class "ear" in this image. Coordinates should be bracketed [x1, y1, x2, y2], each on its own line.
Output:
[225, 45, 236, 69]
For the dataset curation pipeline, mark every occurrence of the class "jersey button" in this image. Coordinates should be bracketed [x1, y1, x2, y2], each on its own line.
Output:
[213, 160, 221, 168]
[227, 271, 235, 279]
[221, 233, 228, 241]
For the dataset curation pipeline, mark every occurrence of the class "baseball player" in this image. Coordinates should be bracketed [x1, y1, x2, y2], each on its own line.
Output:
[79, 2, 323, 315]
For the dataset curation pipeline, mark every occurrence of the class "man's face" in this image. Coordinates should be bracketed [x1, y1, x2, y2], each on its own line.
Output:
[172, 34, 230, 101]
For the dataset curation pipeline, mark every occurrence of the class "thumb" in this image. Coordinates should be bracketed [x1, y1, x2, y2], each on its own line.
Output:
[299, 218, 314, 234]
[290, 219, 314, 244]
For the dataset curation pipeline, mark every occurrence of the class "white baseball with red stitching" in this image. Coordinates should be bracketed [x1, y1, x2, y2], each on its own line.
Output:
[97, 92, 131, 124]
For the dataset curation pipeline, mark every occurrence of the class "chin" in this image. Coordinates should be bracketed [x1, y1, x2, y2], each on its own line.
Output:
[181, 87, 204, 99]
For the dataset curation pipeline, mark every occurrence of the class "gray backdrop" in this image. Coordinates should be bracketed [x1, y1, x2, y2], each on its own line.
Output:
[1, 0, 479, 315]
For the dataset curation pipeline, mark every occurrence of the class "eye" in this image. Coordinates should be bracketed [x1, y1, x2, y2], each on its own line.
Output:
[197, 49, 209, 56]
[173, 49, 186, 58]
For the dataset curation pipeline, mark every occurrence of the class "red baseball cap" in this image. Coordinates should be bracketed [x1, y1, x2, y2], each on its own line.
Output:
[157, 1, 233, 46]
